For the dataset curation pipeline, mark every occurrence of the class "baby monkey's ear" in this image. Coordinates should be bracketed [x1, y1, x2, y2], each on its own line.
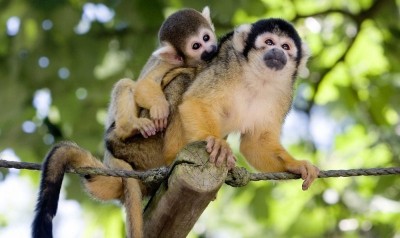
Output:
[153, 42, 183, 65]
[201, 6, 214, 31]
[297, 42, 311, 78]
[232, 24, 252, 52]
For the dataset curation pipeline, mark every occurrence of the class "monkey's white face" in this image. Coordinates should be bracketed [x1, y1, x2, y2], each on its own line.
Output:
[254, 32, 298, 72]
[240, 31, 302, 88]
[184, 27, 218, 66]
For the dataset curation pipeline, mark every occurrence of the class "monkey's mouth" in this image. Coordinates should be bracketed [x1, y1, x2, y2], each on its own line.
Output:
[264, 57, 287, 71]
[264, 50, 287, 71]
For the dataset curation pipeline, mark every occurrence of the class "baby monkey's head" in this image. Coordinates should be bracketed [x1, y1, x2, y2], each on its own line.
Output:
[154, 7, 218, 67]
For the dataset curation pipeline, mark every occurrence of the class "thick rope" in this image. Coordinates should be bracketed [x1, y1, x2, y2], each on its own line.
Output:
[1, 159, 399, 187]
[225, 166, 400, 187]
[0, 160, 169, 185]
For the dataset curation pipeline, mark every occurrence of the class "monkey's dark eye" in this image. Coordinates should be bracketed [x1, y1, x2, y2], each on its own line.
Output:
[192, 43, 201, 50]
[203, 34, 210, 42]
[282, 44, 290, 50]
[265, 39, 274, 45]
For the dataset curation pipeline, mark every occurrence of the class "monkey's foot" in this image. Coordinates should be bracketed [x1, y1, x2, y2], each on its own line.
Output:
[150, 101, 170, 131]
[205, 136, 236, 169]
[286, 160, 319, 190]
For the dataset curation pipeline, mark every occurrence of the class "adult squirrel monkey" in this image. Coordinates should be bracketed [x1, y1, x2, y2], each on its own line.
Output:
[163, 18, 319, 190]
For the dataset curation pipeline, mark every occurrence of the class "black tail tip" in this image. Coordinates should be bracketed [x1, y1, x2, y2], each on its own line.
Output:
[32, 214, 53, 238]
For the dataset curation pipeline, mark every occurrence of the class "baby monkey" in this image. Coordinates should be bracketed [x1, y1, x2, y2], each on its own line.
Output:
[110, 6, 218, 140]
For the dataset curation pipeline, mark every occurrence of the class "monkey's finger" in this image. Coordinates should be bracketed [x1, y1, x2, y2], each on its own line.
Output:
[302, 178, 313, 191]
[299, 165, 307, 181]
[144, 129, 153, 138]
[140, 129, 149, 138]
[156, 118, 165, 131]
[206, 136, 215, 153]
[226, 154, 236, 169]
[147, 128, 156, 136]
[209, 148, 220, 163]
[158, 118, 165, 130]
[215, 147, 228, 167]
[306, 165, 319, 189]
[209, 142, 221, 163]
[153, 119, 160, 131]
[144, 123, 155, 134]
[144, 124, 157, 137]
[302, 165, 319, 191]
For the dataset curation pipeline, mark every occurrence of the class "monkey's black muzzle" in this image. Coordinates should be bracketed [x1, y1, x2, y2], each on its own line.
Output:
[264, 48, 287, 71]
[201, 45, 218, 62]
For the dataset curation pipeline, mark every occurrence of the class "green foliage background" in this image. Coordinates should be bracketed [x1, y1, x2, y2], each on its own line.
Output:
[1, 0, 400, 237]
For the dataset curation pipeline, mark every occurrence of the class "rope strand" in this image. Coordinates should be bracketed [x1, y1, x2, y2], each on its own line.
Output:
[1, 159, 399, 187]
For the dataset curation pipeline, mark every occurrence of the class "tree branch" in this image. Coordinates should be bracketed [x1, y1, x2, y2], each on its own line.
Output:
[143, 141, 228, 238]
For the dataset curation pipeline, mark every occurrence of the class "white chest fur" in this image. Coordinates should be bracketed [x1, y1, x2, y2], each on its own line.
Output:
[221, 70, 292, 135]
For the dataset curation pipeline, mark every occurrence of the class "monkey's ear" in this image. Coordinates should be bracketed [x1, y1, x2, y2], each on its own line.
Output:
[153, 43, 183, 65]
[202, 6, 214, 31]
[298, 42, 311, 78]
[233, 24, 252, 52]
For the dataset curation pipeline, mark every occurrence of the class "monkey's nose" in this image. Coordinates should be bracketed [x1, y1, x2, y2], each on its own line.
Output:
[264, 49, 287, 70]
[201, 45, 218, 61]
[209, 45, 217, 53]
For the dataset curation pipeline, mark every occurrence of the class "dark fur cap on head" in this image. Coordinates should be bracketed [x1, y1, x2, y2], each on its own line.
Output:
[243, 18, 303, 64]
[158, 9, 211, 51]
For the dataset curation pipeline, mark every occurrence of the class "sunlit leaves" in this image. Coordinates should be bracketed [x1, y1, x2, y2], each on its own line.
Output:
[294, 0, 332, 14]
[346, 21, 389, 77]
[333, 125, 392, 171]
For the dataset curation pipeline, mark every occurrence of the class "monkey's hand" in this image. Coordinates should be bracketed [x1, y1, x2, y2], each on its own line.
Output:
[134, 118, 157, 138]
[150, 99, 170, 131]
[116, 118, 156, 139]
[206, 136, 237, 169]
[285, 160, 319, 191]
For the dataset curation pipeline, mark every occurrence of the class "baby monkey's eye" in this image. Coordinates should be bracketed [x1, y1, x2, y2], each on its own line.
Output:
[203, 34, 210, 42]
[282, 44, 290, 50]
[192, 43, 201, 50]
[265, 39, 274, 45]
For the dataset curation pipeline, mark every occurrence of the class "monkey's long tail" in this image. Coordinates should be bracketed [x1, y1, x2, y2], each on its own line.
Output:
[31, 141, 86, 238]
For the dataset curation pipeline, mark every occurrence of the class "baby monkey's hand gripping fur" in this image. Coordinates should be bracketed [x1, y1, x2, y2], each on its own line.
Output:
[164, 18, 319, 190]
[110, 7, 217, 140]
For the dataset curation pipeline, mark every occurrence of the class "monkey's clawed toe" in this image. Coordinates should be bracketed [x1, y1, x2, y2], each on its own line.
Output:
[287, 160, 319, 190]
[205, 136, 236, 169]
